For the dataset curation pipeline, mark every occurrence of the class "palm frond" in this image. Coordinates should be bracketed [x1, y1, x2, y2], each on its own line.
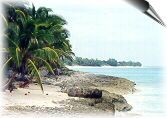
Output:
[0, 14, 8, 27]
[27, 59, 44, 93]
[32, 47, 59, 62]
[35, 57, 55, 75]
[32, 3, 36, 19]
[1, 57, 12, 71]
[16, 47, 20, 67]
[15, 9, 26, 21]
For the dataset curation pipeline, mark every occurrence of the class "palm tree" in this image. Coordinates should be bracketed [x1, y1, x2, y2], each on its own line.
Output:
[3, 2, 74, 92]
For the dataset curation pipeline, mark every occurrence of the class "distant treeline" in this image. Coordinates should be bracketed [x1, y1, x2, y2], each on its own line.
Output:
[64, 57, 142, 67]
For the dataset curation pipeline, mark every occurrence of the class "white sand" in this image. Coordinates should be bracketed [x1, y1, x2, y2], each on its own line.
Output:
[3, 84, 71, 108]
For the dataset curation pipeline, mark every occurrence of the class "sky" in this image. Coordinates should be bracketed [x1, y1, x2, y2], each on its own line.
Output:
[29, 0, 166, 66]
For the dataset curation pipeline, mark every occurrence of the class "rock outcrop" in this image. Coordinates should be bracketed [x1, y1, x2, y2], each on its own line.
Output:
[67, 88, 132, 112]
[67, 87, 102, 98]
[41, 70, 135, 113]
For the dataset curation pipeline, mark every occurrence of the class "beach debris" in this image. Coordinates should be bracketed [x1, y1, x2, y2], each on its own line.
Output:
[25, 93, 27, 95]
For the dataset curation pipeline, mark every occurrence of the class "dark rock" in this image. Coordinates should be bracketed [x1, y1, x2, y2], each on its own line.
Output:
[67, 87, 102, 98]
[88, 102, 95, 106]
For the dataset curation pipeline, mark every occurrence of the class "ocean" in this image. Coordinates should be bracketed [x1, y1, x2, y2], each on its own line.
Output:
[68, 66, 166, 118]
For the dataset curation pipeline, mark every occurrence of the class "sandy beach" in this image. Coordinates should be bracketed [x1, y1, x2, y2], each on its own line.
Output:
[1, 69, 137, 118]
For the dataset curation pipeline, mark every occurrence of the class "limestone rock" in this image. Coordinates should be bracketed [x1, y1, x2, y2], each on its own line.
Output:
[67, 87, 102, 98]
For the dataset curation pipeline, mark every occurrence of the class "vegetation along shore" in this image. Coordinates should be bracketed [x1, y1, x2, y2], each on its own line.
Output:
[1, 1, 137, 117]
[64, 57, 142, 67]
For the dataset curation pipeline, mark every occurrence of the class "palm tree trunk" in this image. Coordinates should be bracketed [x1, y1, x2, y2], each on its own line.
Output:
[19, 57, 27, 81]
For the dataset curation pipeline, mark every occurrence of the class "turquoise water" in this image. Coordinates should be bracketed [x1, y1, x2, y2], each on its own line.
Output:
[69, 66, 165, 116]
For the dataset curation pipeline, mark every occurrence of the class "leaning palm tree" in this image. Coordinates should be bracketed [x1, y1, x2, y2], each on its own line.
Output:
[2, 2, 74, 92]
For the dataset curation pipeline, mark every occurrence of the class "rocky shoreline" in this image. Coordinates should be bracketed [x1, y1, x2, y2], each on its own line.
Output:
[2, 69, 136, 116]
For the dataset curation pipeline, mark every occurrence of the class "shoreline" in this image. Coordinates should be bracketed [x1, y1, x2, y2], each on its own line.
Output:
[66, 65, 163, 69]
[66, 65, 142, 69]
[2, 70, 137, 117]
